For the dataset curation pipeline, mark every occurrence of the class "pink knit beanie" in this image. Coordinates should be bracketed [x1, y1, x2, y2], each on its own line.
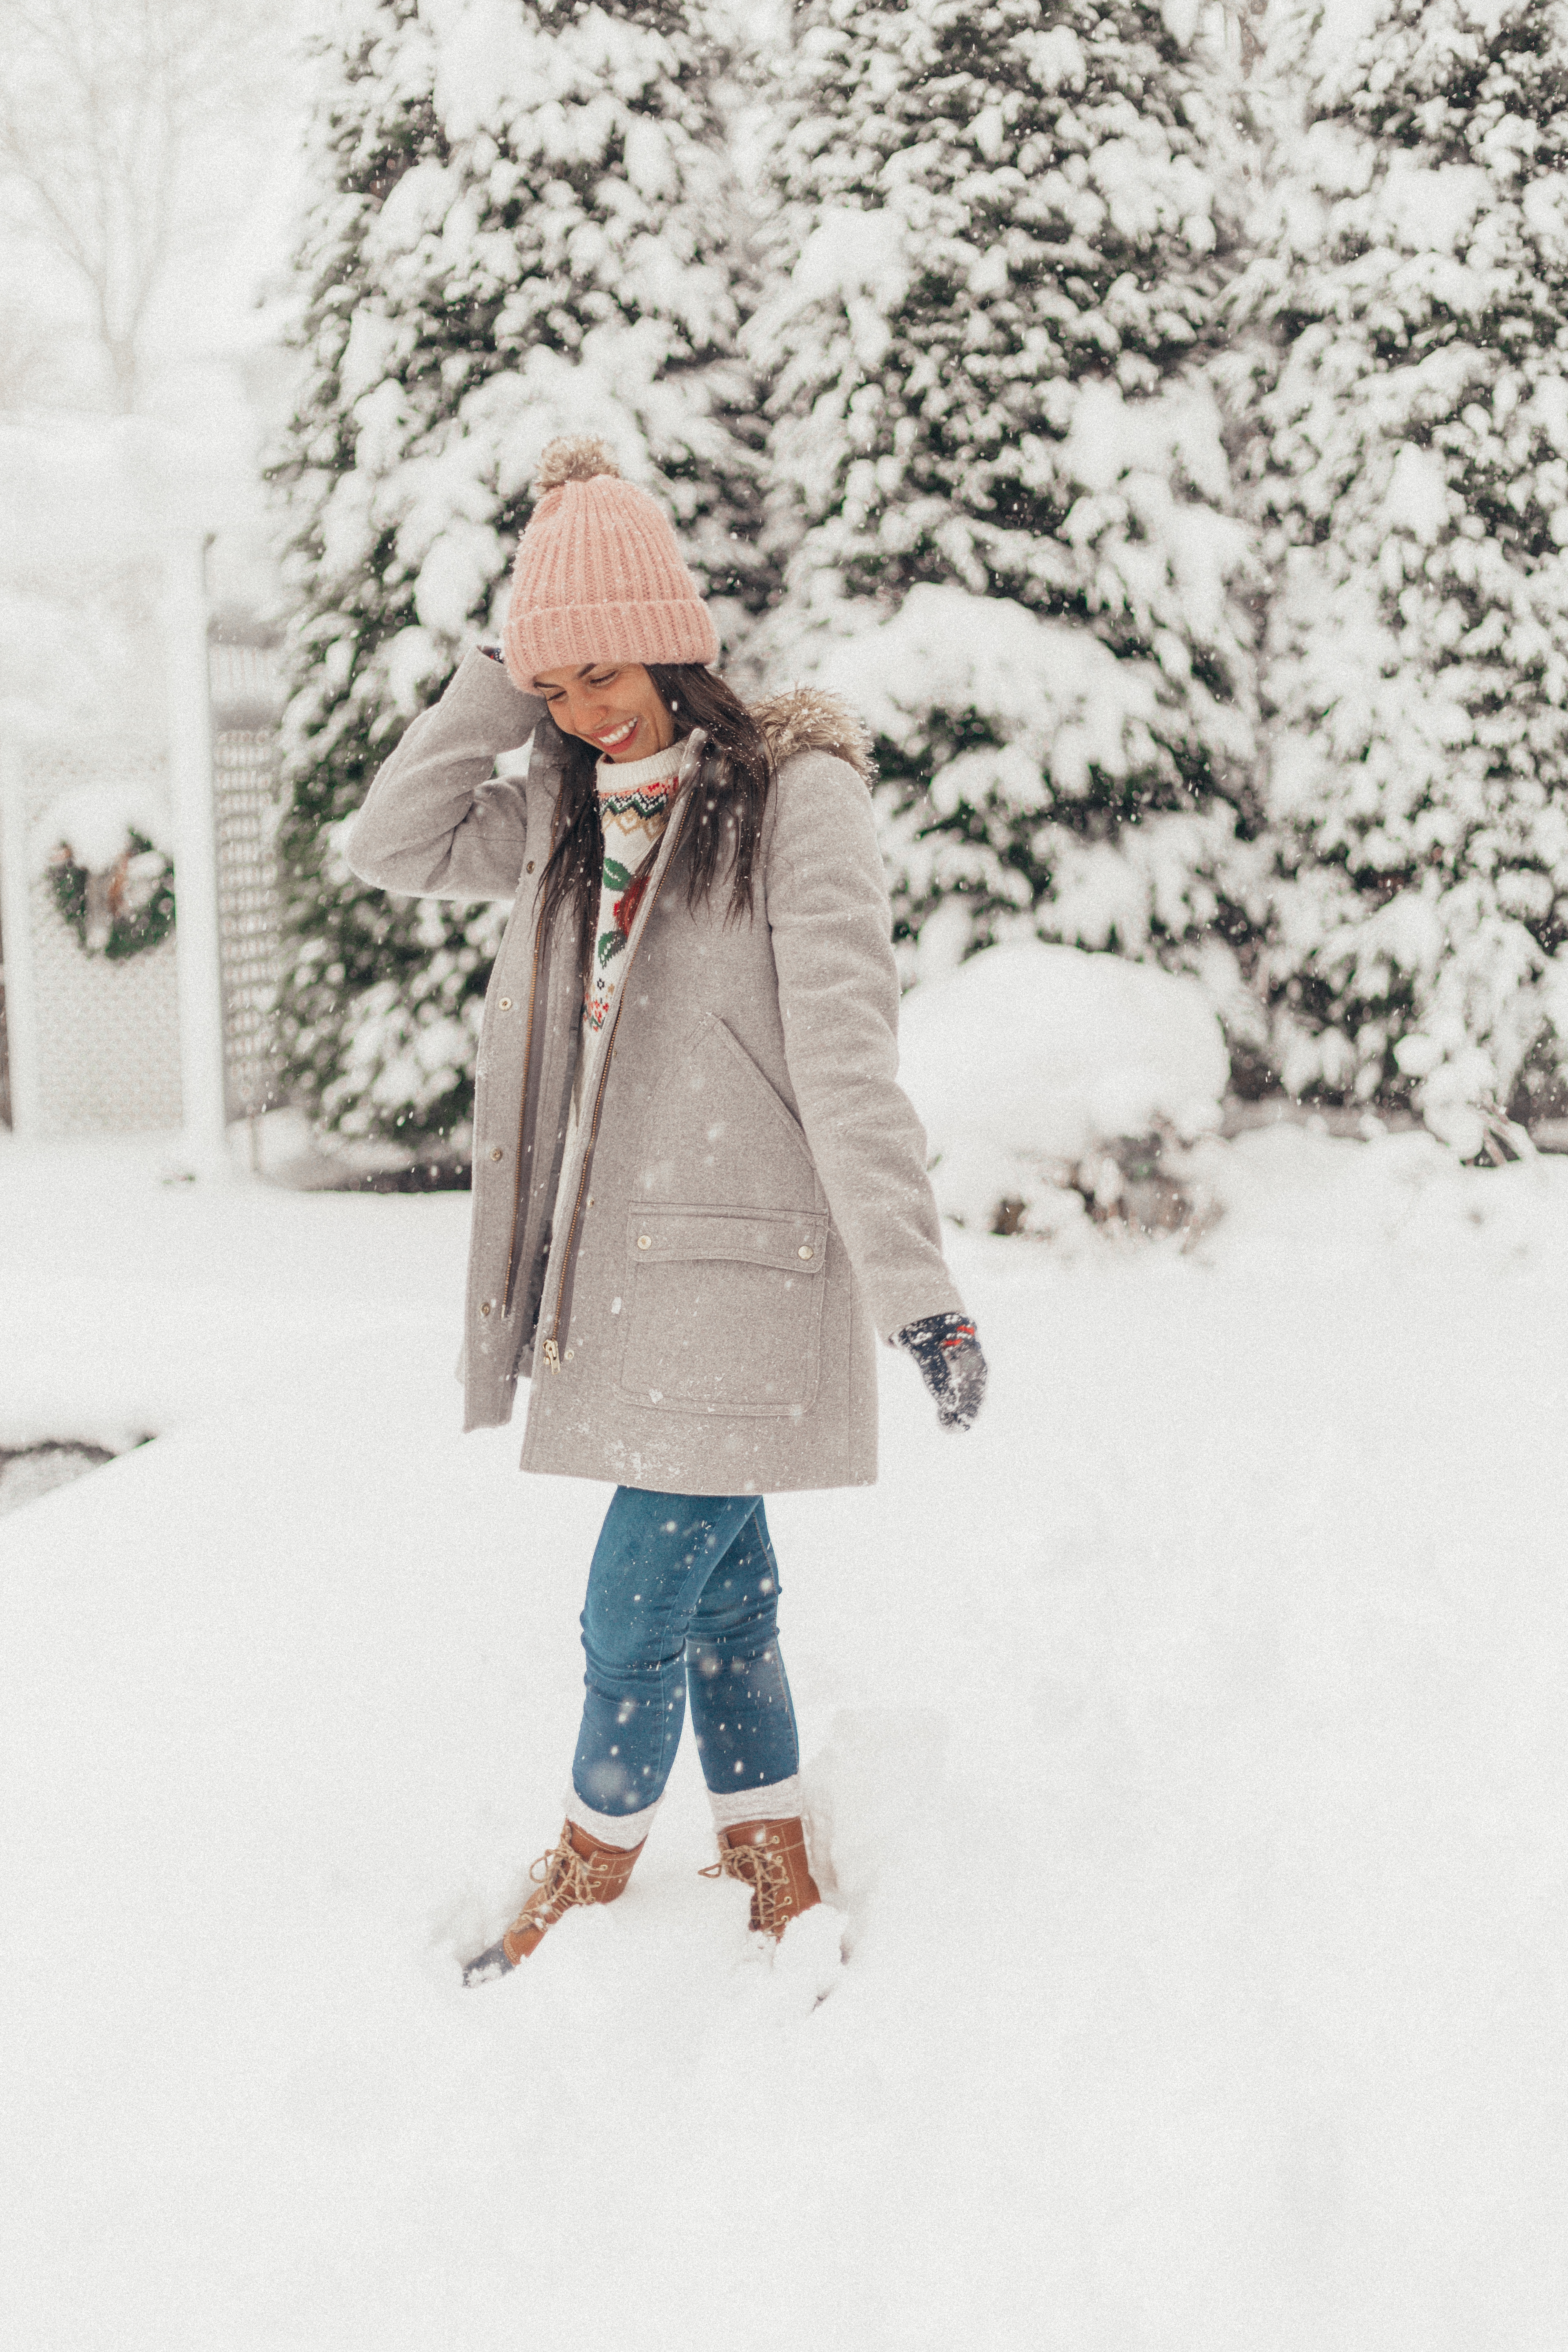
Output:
[501, 437, 719, 685]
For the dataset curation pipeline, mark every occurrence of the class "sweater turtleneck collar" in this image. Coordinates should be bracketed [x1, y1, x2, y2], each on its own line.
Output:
[595, 736, 685, 795]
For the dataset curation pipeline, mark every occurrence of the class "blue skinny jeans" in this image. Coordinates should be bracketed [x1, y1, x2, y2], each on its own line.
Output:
[572, 1488, 800, 1819]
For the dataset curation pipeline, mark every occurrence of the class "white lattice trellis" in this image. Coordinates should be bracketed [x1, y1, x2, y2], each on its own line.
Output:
[0, 596, 287, 1145]
[212, 726, 283, 1123]
[1, 430, 291, 1150]
[1, 742, 184, 1136]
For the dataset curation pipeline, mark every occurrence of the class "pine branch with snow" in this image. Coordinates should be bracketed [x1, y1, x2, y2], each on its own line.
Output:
[748, 0, 1262, 994]
[1236, 0, 1568, 1149]
[268, 0, 763, 1148]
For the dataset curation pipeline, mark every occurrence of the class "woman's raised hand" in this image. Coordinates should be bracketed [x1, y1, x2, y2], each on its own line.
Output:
[890, 1312, 988, 1433]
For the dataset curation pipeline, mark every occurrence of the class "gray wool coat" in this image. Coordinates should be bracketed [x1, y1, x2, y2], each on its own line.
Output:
[343, 648, 967, 1494]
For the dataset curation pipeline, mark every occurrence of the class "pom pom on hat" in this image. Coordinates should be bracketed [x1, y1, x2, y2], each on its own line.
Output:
[502, 436, 718, 684]
[532, 436, 621, 495]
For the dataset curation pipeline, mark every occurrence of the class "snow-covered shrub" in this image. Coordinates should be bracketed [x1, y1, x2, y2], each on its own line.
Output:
[897, 940, 1230, 1238]
[270, 0, 762, 1148]
[1235, 0, 1568, 1146]
[749, 0, 1262, 989]
[812, 586, 1261, 1008]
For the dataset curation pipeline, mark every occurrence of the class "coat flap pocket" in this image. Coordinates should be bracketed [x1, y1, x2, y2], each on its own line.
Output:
[627, 1205, 829, 1274]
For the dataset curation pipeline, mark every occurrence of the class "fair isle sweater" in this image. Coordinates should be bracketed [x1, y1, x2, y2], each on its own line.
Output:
[585, 738, 683, 1032]
[549, 737, 684, 1248]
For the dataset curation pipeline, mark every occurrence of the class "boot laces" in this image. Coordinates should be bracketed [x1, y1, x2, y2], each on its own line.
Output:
[514, 1831, 613, 1928]
[701, 1833, 793, 1933]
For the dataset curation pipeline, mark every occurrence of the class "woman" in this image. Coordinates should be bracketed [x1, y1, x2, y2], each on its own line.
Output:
[345, 439, 987, 1985]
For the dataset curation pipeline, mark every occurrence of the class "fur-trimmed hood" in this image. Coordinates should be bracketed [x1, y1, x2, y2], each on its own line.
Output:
[748, 687, 877, 787]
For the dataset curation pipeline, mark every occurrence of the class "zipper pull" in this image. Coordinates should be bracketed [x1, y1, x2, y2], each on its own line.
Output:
[542, 1338, 561, 1374]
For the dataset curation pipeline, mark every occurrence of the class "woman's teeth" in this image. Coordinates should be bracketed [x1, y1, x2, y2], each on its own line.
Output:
[596, 718, 637, 748]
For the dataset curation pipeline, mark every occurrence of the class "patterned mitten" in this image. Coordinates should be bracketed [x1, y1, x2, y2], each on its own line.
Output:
[891, 1312, 988, 1433]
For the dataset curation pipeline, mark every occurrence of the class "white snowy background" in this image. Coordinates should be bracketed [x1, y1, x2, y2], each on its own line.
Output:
[5, 0, 1568, 2342]
[4, 1120, 1567, 2347]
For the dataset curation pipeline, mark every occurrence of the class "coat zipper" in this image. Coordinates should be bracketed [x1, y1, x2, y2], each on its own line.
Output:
[540, 770, 697, 1374]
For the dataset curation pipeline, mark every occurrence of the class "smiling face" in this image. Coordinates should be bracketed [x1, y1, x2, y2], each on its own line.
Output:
[530, 661, 675, 763]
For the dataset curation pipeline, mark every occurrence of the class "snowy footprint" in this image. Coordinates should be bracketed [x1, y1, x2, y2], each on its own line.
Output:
[770, 1900, 849, 2013]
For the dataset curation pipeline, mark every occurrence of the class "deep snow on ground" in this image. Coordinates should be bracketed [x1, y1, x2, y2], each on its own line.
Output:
[4, 1127, 1568, 2350]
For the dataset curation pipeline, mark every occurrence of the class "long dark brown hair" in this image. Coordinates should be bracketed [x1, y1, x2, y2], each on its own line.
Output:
[535, 664, 775, 975]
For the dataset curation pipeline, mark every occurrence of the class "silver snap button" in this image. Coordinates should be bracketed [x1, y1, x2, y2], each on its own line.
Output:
[499, 997, 512, 1010]
[479, 1301, 492, 1317]
[564, 1348, 574, 1361]
[637, 1235, 651, 1250]
[525, 861, 535, 873]
[797, 1245, 813, 1260]
[490, 1147, 503, 1161]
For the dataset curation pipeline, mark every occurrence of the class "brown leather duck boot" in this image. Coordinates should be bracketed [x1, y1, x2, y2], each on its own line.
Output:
[701, 1816, 822, 1939]
[462, 1820, 644, 1986]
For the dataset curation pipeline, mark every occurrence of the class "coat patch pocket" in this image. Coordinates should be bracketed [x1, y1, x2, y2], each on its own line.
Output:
[616, 1205, 829, 1419]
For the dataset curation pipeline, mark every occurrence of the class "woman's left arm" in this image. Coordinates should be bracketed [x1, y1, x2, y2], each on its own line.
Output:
[766, 751, 969, 1343]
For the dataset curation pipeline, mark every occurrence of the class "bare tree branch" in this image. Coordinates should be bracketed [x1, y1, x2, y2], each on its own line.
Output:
[0, 0, 276, 409]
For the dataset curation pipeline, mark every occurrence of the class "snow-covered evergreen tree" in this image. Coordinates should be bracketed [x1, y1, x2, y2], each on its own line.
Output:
[271, 0, 759, 1151]
[1240, 0, 1568, 1146]
[748, 0, 1259, 997]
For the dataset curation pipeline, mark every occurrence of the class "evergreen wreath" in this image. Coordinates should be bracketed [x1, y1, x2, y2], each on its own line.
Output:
[48, 832, 176, 961]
